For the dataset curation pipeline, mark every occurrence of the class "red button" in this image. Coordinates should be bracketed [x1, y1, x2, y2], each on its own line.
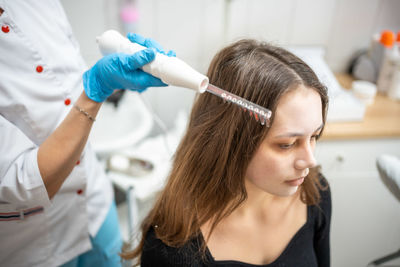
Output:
[76, 160, 80, 165]
[77, 189, 83, 195]
[64, 98, 71, 106]
[36, 65, 43, 73]
[2, 25, 9, 33]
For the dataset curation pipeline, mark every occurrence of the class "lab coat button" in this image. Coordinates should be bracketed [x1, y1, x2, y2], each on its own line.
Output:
[76, 189, 83, 195]
[2, 25, 9, 33]
[36, 65, 43, 73]
[64, 98, 71, 106]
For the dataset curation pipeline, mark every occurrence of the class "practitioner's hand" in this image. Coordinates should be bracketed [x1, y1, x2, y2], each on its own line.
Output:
[83, 33, 175, 103]
[127, 33, 176, 57]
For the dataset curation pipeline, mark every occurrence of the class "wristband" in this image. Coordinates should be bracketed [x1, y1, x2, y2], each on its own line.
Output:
[73, 104, 96, 122]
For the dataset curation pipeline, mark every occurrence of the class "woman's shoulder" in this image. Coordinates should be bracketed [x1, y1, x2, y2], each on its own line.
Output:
[141, 227, 207, 267]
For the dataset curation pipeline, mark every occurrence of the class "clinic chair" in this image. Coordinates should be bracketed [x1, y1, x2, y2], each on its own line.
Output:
[367, 155, 400, 266]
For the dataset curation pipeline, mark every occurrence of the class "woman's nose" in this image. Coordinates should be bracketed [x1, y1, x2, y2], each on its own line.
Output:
[294, 143, 317, 170]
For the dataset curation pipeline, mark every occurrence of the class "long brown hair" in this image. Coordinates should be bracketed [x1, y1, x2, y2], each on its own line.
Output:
[122, 39, 328, 264]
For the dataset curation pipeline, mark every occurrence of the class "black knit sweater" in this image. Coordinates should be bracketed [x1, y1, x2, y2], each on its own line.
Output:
[141, 181, 331, 267]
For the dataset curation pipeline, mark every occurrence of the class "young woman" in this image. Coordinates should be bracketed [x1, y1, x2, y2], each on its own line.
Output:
[123, 39, 331, 267]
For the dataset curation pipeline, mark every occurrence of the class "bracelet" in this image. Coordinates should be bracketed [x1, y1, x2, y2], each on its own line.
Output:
[73, 104, 96, 122]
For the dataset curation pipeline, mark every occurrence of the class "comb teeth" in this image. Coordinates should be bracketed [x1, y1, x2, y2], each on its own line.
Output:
[206, 84, 272, 126]
[245, 108, 268, 126]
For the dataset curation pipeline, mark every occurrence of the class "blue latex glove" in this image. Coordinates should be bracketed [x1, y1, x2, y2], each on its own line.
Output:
[83, 34, 175, 103]
[127, 33, 176, 57]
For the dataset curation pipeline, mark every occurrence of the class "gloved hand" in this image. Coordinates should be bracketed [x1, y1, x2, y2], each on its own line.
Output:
[127, 33, 176, 58]
[83, 33, 175, 103]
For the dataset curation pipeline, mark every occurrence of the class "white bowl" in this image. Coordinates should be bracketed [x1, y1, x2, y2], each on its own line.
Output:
[352, 80, 377, 105]
[89, 92, 153, 157]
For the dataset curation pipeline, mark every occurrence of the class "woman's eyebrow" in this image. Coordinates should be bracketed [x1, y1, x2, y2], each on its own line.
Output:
[273, 123, 324, 138]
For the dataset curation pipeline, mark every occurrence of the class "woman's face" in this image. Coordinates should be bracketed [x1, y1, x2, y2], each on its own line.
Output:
[245, 85, 323, 197]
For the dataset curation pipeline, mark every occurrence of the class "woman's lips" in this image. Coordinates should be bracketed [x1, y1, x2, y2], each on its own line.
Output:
[285, 177, 305, 186]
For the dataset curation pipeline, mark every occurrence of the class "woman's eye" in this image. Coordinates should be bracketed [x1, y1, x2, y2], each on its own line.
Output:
[311, 134, 320, 141]
[279, 143, 295, 149]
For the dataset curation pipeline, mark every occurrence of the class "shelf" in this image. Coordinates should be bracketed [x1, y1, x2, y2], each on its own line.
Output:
[321, 74, 400, 140]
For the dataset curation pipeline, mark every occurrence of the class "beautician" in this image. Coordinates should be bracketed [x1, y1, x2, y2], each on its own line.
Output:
[0, 1, 172, 266]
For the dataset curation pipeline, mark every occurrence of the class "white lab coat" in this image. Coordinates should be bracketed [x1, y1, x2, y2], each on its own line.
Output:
[0, 1, 113, 266]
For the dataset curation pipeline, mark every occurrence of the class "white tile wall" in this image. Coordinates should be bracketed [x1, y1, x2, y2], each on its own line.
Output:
[228, 0, 295, 44]
[373, 0, 400, 34]
[325, 0, 381, 72]
[62, 0, 400, 72]
[290, 0, 336, 46]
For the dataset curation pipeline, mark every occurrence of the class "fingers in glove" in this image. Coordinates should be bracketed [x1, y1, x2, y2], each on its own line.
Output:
[166, 50, 176, 57]
[127, 33, 176, 57]
[126, 48, 157, 70]
[127, 70, 167, 92]
[127, 33, 146, 45]
[127, 33, 164, 53]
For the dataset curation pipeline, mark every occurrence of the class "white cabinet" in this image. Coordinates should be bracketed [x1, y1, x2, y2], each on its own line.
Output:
[317, 138, 400, 179]
[316, 138, 400, 267]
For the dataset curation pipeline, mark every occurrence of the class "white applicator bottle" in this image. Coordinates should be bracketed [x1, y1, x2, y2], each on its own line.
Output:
[96, 30, 209, 93]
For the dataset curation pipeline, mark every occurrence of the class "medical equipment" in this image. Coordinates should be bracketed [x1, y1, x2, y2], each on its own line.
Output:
[96, 30, 272, 126]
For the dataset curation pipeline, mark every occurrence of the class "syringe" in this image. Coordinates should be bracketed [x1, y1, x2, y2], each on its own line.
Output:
[96, 30, 272, 126]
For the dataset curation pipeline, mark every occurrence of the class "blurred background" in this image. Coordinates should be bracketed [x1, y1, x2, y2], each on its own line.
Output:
[60, 0, 400, 266]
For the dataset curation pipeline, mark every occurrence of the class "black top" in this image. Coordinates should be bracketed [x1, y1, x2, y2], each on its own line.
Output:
[141, 179, 331, 267]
